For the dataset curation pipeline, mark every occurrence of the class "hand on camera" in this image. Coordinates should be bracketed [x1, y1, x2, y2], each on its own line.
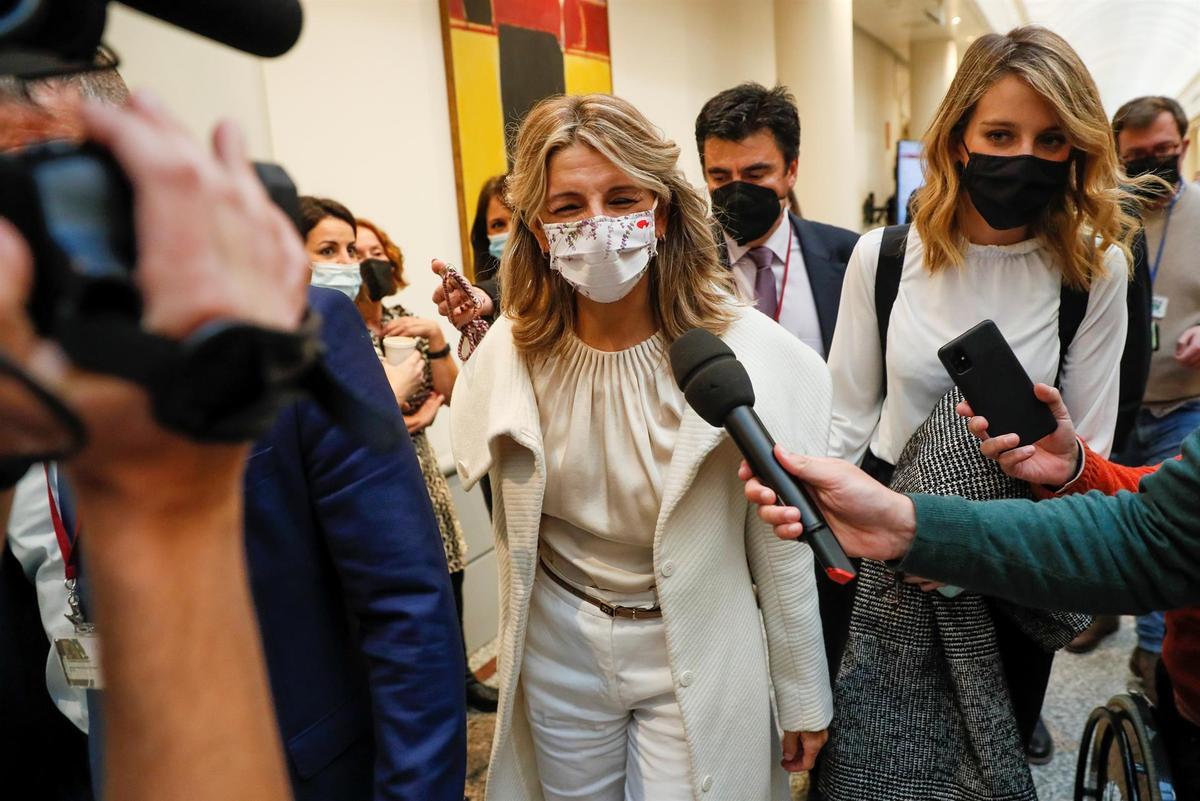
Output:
[738, 446, 916, 562]
[431, 259, 493, 324]
[957, 383, 1079, 488]
[1, 92, 308, 503]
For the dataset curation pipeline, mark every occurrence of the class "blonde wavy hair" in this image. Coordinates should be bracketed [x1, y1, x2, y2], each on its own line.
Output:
[501, 94, 735, 357]
[912, 26, 1143, 289]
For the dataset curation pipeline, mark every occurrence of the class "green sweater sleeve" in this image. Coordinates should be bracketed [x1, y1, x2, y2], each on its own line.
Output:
[899, 431, 1200, 614]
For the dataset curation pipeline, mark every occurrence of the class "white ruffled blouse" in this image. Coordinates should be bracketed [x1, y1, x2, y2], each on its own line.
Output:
[532, 332, 684, 597]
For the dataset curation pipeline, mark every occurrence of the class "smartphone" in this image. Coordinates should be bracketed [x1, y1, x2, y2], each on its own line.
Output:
[937, 320, 1056, 446]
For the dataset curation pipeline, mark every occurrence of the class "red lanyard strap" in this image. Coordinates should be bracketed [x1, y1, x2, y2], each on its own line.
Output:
[43, 464, 78, 581]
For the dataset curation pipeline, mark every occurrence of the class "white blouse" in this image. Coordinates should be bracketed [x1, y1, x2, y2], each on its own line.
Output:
[828, 226, 1128, 465]
[532, 333, 684, 597]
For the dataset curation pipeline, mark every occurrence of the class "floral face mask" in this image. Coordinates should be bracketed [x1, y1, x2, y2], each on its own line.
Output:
[541, 206, 657, 303]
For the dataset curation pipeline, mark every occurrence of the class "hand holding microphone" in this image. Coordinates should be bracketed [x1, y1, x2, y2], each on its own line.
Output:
[668, 329, 857, 584]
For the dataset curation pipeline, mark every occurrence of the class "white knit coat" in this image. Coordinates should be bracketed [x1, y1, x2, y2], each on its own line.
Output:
[451, 307, 834, 801]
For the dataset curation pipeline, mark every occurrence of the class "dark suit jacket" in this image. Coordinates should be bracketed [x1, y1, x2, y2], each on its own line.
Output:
[244, 287, 465, 801]
[88, 287, 467, 801]
[719, 212, 859, 357]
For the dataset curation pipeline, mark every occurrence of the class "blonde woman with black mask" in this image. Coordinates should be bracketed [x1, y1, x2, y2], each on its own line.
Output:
[820, 26, 1143, 801]
[448, 94, 833, 801]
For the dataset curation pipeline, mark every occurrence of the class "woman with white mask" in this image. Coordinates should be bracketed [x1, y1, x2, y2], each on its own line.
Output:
[447, 94, 833, 801]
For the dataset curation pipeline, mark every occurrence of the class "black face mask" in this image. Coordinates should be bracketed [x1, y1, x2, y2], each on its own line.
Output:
[360, 259, 397, 302]
[958, 151, 1074, 230]
[1124, 154, 1181, 198]
[710, 181, 784, 245]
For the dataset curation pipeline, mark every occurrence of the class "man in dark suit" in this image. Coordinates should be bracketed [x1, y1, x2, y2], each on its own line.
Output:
[695, 83, 859, 696]
[241, 285, 466, 800]
[695, 83, 859, 359]
[87, 285, 467, 801]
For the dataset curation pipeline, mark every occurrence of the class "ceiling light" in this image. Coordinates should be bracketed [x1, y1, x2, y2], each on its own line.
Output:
[951, 15, 962, 25]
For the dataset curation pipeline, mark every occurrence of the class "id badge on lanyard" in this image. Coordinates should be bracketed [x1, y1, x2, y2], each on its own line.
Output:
[1149, 185, 1182, 352]
[45, 465, 103, 689]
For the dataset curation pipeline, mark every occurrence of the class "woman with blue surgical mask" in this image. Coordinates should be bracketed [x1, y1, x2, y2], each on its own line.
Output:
[300, 195, 425, 406]
[445, 94, 834, 801]
[300, 196, 362, 299]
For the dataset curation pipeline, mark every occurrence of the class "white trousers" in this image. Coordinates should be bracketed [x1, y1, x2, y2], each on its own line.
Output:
[520, 567, 693, 801]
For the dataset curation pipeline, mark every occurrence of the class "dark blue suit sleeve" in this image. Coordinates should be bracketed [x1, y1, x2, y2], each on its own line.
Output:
[300, 288, 466, 801]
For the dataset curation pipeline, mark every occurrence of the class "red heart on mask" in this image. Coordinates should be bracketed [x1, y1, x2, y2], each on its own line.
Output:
[636, 219, 650, 228]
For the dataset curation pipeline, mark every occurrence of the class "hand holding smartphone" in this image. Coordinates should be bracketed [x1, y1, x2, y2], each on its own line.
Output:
[934, 320, 1054, 600]
[938, 320, 1057, 446]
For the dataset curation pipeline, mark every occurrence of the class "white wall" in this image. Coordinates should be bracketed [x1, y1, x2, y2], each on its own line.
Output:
[107, 6, 273, 160]
[909, 37, 957, 142]
[609, 0, 777, 190]
[853, 27, 910, 231]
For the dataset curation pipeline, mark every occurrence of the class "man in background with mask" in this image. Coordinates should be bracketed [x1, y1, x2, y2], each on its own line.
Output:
[694, 83, 859, 360]
[693, 83, 860, 691]
[1071, 96, 1200, 697]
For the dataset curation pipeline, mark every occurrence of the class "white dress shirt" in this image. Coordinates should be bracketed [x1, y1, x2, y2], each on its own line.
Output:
[726, 214, 825, 357]
[827, 226, 1129, 465]
[7, 463, 89, 733]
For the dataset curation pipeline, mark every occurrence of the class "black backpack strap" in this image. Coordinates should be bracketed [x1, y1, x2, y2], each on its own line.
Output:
[862, 224, 909, 479]
[1057, 283, 1089, 388]
[875, 224, 910, 384]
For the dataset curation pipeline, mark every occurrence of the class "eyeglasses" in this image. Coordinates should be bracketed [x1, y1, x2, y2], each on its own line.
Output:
[1122, 142, 1182, 162]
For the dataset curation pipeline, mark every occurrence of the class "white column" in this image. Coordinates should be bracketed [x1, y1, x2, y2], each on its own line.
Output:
[774, 0, 857, 230]
[909, 38, 958, 142]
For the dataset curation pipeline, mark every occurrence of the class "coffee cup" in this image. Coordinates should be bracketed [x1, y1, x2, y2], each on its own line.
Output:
[383, 335, 419, 365]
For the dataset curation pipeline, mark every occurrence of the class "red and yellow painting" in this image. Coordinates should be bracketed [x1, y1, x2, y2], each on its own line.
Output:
[440, 0, 612, 274]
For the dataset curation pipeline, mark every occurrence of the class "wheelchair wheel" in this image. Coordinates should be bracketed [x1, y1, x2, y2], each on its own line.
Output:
[1074, 693, 1176, 800]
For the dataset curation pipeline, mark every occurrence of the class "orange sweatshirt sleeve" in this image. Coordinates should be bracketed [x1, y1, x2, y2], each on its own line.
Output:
[1035, 441, 1170, 498]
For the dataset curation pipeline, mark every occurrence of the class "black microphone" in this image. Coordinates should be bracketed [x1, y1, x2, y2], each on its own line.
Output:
[118, 0, 304, 58]
[669, 328, 856, 585]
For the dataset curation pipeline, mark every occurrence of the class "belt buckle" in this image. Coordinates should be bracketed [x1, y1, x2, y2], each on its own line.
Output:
[598, 601, 616, 617]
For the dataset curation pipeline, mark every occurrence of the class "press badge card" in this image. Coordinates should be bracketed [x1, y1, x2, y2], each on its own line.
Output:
[1152, 295, 1169, 320]
[55, 629, 103, 689]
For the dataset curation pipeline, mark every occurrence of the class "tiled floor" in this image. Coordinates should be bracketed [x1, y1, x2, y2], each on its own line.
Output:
[465, 711, 495, 801]
[1032, 615, 1141, 799]
[464, 616, 1139, 800]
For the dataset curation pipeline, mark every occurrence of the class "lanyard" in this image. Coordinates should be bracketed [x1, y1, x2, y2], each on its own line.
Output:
[772, 223, 794, 323]
[43, 464, 79, 581]
[1150, 182, 1185, 286]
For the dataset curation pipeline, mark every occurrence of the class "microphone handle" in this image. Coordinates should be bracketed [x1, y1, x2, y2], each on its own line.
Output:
[726, 406, 857, 584]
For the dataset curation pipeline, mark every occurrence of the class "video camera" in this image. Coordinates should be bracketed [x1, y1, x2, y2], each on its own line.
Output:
[0, 0, 400, 482]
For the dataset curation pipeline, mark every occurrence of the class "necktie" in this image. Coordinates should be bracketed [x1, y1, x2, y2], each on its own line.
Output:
[749, 246, 777, 317]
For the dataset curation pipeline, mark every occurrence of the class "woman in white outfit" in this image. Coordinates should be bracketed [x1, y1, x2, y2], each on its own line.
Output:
[449, 94, 833, 801]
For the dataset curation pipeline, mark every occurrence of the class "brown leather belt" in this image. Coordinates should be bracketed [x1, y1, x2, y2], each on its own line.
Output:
[540, 561, 662, 620]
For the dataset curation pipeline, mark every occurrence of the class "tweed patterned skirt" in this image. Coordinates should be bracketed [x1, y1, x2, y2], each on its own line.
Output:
[819, 389, 1088, 801]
